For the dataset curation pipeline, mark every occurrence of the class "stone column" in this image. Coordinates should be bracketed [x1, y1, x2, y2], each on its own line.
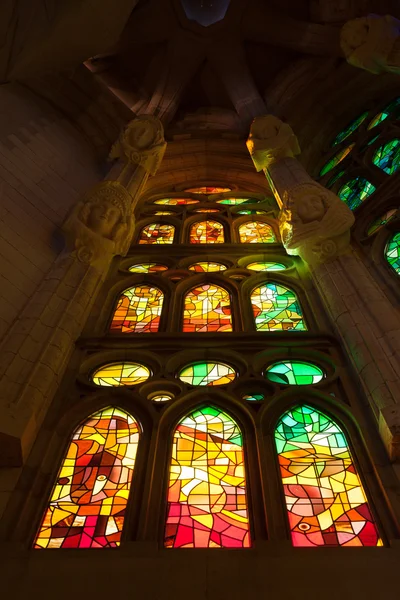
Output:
[0, 115, 166, 466]
[247, 115, 400, 460]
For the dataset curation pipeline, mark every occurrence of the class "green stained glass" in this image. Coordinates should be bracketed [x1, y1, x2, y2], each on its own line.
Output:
[217, 198, 259, 205]
[128, 263, 168, 273]
[332, 111, 369, 146]
[265, 361, 324, 385]
[236, 210, 267, 215]
[372, 139, 400, 175]
[243, 394, 264, 402]
[367, 97, 400, 130]
[247, 262, 286, 272]
[320, 143, 355, 177]
[178, 362, 236, 386]
[251, 282, 306, 331]
[151, 394, 173, 403]
[154, 198, 199, 205]
[338, 177, 376, 210]
[326, 169, 345, 188]
[385, 232, 400, 275]
[367, 209, 397, 236]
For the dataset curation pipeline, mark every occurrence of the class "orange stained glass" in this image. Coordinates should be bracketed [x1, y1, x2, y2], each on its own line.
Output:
[194, 208, 221, 213]
[239, 221, 276, 243]
[184, 186, 231, 194]
[183, 284, 232, 332]
[154, 198, 199, 205]
[188, 262, 227, 272]
[165, 406, 250, 548]
[138, 223, 175, 244]
[110, 285, 163, 333]
[190, 220, 225, 244]
[34, 407, 140, 549]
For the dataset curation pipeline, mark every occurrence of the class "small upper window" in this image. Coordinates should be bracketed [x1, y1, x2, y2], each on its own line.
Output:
[239, 221, 276, 244]
[320, 144, 355, 177]
[385, 232, 400, 276]
[331, 111, 369, 146]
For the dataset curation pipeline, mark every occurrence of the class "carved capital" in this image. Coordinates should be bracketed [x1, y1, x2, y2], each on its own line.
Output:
[246, 115, 300, 171]
[341, 14, 400, 74]
[110, 115, 167, 175]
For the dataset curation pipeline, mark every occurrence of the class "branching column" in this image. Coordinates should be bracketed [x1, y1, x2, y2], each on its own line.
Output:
[247, 115, 400, 460]
[0, 116, 166, 466]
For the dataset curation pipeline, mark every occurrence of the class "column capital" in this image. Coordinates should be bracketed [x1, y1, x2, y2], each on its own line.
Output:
[110, 114, 167, 175]
[246, 115, 300, 171]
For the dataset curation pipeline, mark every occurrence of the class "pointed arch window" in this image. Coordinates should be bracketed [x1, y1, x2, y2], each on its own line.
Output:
[190, 220, 224, 244]
[183, 284, 232, 332]
[251, 282, 306, 331]
[165, 406, 250, 548]
[275, 404, 381, 547]
[385, 232, 400, 276]
[239, 221, 276, 243]
[138, 223, 175, 244]
[110, 285, 164, 333]
[34, 407, 140, 549]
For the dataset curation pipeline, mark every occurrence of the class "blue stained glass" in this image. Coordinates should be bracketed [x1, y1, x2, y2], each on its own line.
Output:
[372, 139, 400, 175]
[338, 177, 376, 210]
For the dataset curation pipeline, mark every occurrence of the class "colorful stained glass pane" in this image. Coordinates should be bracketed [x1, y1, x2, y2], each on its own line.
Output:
[275, 405, 382, 547]
[326, 169, 345, 188]
[110, 285, 163, 333]
[184, 186, 231, 194]
[194, 208, 220, 213]
[34, 407, 140, 549]
[319, 143, 355, 176]
[138, 223, 175, 244]
[247, 262, 286, 272]
[154, 198, 199, 205]
[385, 232, 400, 275]
[251, 283, 306, 331]
[338, 178, 376, 210]
[265, 361, 324, 385]
[188, 262, 227, 272]
[151, 394, 173, 403]
[243, 394, 264, 402]
[154, 211, 174, 215]
[128, 263, 168, 273]
[92, 362, 150, 386]
[236, 210, 267, 215]
[183, 285, 232, 332]
[331, 111, 369, 146]
[190, 220, 224, 244]
[367, 209, 397, 236]
[372, 139, 400, 175]
[367, 97, 400, 130]
[217, 198, 258, 205]
[165, 406, 250, 548]
[239, 221, 276, 243]
[179, 362, 236, 386]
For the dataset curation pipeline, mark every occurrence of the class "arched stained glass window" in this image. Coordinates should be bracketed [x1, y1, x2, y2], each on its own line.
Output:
[188, 262, 227, 272]
[92, 362, 150, 386]
[246, 262, 286, 272]
[190, 220, 224, 244]
[239, 221, 276, 243]
[332, 111, 369, 146]
[368, 97, 400, 129]
[110, 285, 164, 333]
[128, 263, 168, 273]
[34, 407, 140, 549]
[367, 209, 397, 236]
[338, 178, 376, 210]
[265, 361, 324, 385]
[178, 362, 236, 385]
[154, 198, 199, 205]
[251, 283, 306, 331]
[275, 405, 382, 547]
[217, 198, 258, 205]
[183, 284, 232, 332]
[184, 187, 231, 194]
[320, 143, 355, 177]
[372, 139, 400, 175]
[385, 232, 400, 275]
[138, 223, 175, 244]
[165, 406, 250, 548]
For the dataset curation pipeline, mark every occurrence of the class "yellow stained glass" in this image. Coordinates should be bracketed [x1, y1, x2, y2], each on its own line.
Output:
[239, 221, 276, 243]
[92, 362, 150, 386]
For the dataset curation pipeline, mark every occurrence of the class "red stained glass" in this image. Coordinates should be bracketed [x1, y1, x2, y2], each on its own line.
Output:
[190, 220, 225, 244]
[138, 223, 175, 244]
[183, 284, 232, 332]
[110, 285, 163, 333]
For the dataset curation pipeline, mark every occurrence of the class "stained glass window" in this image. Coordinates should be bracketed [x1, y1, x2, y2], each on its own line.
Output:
[239, 221, 276, 244]
[165, 406, 250, 548]
[331, 111, 369, 146]
[92, 362, 150, 386]
[151, 394, 173, 403]
[138, 223, 175, 245]
[385, 232, 400, 275]
[251, 283, 306, 331]
[154, 211, 174, 215]
[246, 262, 286, 272]
[237, 210, 267, 215]
[194, 209, 220, 213]
[154, 198, 199, 205]
[367, 97, 400, 129]
[184, 187, 231, 194]
[188, 262, 227, 272]
[183, 284, 232, 332]
[275, 405, 382, 547]
[367, 209, 397, 236]
[338, 178, 376, 211]
[319, 143, 355, 177]
[34, 407, 140, 549]
[179, 362, 236, 385]
[326, 169, 345, 188]
[372, 139, 400, 175]
[217, 198, 258, 205]
[110, 285, 164, 333]
[128, 263, 168, 273]
[189, 220, 224, 244]
[265, 361, 324, 385]
[243, 394, 264, 402]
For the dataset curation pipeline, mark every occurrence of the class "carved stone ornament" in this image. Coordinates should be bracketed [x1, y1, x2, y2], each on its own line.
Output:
[63, 180, 134, 268]
[246, 115, 301, 172]
[341, 14, 400, 74]
[110, 115, 167, 175]
[279, 181, 355, 267]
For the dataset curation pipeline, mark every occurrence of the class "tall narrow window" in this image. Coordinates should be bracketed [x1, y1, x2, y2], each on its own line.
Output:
[138, 223, 175, 244]
[385, 232, 400, 275]
[275, 404, 381, 547]
[34, 407, 140, 549]
[165, 406, 250, 548]
[239, 221, 276, 243]
[251, 282, 306, 331]
[190, 220, 224, 244]
[183, 284, 232, 332]
[110, 285, 164, 333]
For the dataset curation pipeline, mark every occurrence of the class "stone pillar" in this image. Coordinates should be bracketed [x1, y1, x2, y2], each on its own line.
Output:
[0, 115, 166, 466]
[247, 115, 400, 460]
